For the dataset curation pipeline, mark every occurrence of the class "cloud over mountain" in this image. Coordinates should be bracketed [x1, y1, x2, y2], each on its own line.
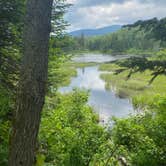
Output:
[65, 0, 166, 31]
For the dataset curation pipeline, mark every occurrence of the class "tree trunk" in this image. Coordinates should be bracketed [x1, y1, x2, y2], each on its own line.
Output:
[9, 0, 53, 165]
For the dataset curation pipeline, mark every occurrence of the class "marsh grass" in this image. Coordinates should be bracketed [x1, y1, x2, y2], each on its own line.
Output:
[66, 61, 99, 68]
[99, 63, 166, 108]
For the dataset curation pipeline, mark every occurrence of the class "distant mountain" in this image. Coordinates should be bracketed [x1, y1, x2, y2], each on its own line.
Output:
[69, 25, 122, 37]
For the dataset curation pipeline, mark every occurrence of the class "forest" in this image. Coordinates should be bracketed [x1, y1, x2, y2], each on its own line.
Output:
[70, 17, 166, 55]
[0, 0, 166, 166]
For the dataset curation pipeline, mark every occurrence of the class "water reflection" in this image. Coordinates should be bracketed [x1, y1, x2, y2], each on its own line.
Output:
[59, 66, 134, 122]
[73, 53, 130, 63]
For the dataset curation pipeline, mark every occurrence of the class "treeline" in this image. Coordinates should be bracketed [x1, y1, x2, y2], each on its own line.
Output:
[69, 17, 166, 55]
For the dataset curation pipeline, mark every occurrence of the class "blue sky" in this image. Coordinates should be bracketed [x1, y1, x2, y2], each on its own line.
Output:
[65, 0, 166, 31]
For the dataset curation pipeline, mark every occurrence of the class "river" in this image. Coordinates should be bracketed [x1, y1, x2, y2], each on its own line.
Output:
[59, 53, 134, 123]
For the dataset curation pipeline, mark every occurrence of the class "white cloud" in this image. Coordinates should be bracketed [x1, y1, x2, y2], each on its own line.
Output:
[66, 0, 76, 4]
[65, 0, 166, 31]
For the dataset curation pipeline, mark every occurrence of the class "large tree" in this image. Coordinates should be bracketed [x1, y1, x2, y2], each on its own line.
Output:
[9, 0, 53, 165]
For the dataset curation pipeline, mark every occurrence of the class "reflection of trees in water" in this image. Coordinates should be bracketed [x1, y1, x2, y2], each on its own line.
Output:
[82, 67, 85, 74]
[90, 103, 112, 125]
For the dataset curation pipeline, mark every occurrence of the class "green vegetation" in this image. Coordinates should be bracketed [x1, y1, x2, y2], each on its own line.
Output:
[48, 54, 77, 92]
[99, 56, 166, 108]
[0, 88, 12, 165]
[38, 90, 108, 166]
[73, 18, 166, 55]
[0, 0, 166, 165]
[67, 61, 99, 68]
[36, 90, 166, 166]
[0, 0, 25, 164]
[37, 46, 166, 165]
[91, 95, 166, 166]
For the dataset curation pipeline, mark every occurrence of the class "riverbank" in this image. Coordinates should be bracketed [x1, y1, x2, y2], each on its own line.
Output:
[99, 61, 166, 109]
[66, 61, 99, 68]
[45, 53, 166, 165]
[58, 53, 136, 122]
[59, 52, 166, 110]
[70, 49, 157, 57]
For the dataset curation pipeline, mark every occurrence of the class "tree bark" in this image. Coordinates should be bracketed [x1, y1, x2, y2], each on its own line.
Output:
[9, 0, 53, 165]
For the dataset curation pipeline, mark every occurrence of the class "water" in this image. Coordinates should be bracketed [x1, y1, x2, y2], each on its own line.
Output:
[59, 53, 134, 123]
[73, 53, 129, 63]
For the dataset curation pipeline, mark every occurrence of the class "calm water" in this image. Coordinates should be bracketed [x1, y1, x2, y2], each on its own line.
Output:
[60, 54, 134, 122]
[73, 53, 130, 63]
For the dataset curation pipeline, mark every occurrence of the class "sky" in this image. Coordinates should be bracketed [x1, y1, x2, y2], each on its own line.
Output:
[65, 0, 166, 31]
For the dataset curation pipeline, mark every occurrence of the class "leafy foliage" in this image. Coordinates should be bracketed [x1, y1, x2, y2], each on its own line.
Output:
[91, 96, 166, 166]
[52, 0, 71, 36]
[0, 0, 72, 164]
[0, 0, 24, 164]
[38, 90, 109, 166]
[124, 17, 166, 44]
[115, 56, 166, 84]
[0, 87, 13, 165]
[0, 0, 24, 91]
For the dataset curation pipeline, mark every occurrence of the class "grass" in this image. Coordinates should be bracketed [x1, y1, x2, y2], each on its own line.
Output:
[99, 63, 166, 108]
[49, 62, 77, 89]
[99, 63, 125, 72]
[59, 66, 77, 86]
[53, 61, 98, 88]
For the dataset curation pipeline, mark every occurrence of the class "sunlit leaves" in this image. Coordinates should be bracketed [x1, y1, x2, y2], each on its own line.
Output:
[39, 90, 107, 165]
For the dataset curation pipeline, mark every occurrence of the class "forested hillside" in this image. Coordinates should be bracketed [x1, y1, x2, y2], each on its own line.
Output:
[69, 25, 122, 37]
[79, 18, 166, 55]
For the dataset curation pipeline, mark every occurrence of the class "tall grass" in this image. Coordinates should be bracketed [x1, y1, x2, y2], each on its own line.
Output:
[99, 63, 166, 108]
